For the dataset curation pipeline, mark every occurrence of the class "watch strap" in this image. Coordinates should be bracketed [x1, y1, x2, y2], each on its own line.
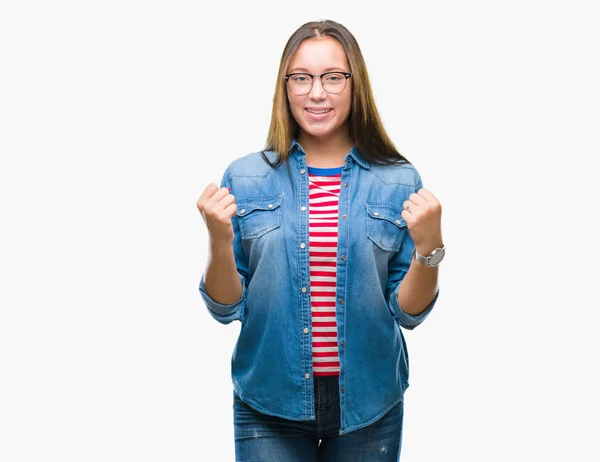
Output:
[412, 245, 445, 267]
[412, 247, 429, 266]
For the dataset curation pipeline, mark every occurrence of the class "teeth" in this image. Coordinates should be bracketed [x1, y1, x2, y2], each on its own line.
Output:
[307, 109, 331, 114]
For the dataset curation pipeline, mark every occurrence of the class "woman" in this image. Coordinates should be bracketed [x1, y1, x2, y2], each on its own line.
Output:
[197, 19, 444, 461]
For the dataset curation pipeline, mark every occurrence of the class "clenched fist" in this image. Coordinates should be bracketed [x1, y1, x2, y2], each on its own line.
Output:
[401, 188, 443, 255]
[197, 184, 238, 246]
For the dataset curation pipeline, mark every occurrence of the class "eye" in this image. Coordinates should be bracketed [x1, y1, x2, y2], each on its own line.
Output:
[291, 74, 311, 82]
[326, 75, 342, 82]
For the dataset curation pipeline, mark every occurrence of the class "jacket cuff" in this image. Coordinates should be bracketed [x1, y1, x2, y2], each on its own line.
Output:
[198, 271, 246, 324]
[389, 284, 439, 330]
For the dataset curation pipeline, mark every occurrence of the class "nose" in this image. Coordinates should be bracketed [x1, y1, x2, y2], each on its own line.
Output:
[309, 76, 327, 100]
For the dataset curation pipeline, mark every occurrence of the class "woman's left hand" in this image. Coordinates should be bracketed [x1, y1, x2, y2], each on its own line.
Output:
[401, 188, 443, 254]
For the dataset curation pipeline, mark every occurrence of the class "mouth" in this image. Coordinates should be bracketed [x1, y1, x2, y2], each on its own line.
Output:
[305, 108, 333, 121]
[305, 108, 332, 114]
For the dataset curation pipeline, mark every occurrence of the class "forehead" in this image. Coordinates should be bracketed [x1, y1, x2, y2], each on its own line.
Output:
[288, 37, 349, 72]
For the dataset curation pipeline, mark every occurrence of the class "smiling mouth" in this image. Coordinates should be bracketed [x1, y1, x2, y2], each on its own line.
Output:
[306, 108, 332, 114]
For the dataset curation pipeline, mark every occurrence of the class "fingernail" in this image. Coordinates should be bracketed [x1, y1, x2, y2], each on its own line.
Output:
[227, 187, 231, 191]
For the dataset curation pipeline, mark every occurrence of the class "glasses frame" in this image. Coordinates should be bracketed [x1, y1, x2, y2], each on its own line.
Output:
[285, 71, 353, 95]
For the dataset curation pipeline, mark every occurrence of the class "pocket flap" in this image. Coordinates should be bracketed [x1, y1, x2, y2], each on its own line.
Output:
[236, 194, 283, 217]
[364, 202, 406, 228]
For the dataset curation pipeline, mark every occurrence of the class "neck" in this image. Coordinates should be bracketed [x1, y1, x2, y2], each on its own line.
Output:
[298, 128, 353, 168]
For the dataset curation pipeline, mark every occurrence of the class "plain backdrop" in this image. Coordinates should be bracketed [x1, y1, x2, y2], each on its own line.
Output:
[1, 1, 599, 461]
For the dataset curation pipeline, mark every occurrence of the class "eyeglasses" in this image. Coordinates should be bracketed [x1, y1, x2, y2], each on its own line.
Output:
[285, 71, 352, 95]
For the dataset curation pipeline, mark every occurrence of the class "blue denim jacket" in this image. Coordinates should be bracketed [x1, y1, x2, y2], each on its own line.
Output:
[199, 139, 439, 435]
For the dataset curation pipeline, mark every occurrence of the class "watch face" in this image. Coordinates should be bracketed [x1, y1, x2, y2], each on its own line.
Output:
[429, 248, 445, 266]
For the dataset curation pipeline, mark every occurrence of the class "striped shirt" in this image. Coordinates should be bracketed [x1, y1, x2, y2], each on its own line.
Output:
[307, 165, 343, 376]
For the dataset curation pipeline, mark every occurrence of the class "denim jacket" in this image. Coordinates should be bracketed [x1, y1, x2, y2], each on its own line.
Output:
[199, 139, 439, 435]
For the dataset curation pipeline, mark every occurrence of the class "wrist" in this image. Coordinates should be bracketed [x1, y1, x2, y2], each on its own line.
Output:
[415, 241, 444, 256]
[413, 243, 445, 267]
[209, 237, 234, 255]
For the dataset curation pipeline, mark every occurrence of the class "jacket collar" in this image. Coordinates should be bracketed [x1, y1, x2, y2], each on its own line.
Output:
[289, 137, 371, 170]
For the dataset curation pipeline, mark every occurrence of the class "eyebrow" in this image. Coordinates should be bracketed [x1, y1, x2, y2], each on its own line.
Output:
[288, 67, 348, 73]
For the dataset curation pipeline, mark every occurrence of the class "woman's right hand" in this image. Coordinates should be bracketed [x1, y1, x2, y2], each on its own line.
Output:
[197, 184, 238, 245]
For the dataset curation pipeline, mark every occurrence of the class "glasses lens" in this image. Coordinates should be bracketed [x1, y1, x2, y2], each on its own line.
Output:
[323, 73, 346, 94]
[288, 74, 312, 95]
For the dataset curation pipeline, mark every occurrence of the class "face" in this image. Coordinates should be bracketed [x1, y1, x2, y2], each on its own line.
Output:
[286, 37, 352, 140]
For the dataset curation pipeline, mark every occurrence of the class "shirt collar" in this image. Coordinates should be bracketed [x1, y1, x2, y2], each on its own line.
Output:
[289, 137, 371, 170]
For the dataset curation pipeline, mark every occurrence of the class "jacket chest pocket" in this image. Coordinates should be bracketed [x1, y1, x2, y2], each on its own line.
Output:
[236, 194, 284, 239]
[364, 201, 408, 252]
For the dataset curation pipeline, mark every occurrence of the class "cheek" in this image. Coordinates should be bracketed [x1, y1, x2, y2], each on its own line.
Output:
[337, 96, 352, 118]
[287, 95, 305, 125]
[293, 102, 308, 122]
[287, 94, 301, 113]
[344, 92, 352, 109]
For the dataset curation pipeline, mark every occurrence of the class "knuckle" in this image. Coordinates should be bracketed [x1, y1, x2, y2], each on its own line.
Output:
[217, 213, 231, 224]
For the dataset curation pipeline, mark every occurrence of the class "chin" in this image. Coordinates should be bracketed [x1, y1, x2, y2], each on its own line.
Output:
[300, 123, 338, 138]
[304, 129, 333, 139]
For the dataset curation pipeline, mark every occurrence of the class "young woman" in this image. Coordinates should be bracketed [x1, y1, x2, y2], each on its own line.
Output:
[197, 19, 444, 461]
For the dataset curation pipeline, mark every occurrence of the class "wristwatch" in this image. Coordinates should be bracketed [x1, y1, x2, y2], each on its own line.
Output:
[412, 244, 445, 267]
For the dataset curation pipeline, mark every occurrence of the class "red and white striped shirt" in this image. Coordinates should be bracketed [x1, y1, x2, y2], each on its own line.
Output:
[307, 165, 343, 376]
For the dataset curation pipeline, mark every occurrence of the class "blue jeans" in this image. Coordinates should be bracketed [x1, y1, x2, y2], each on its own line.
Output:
[233, 375, 404, 461]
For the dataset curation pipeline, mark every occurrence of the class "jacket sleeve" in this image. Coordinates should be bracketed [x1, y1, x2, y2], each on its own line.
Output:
[385, 171, 439, 330]
[198, 166, 249, 325]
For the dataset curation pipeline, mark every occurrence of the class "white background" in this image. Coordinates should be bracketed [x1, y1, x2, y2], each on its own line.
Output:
[1, 1, 599, 461]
